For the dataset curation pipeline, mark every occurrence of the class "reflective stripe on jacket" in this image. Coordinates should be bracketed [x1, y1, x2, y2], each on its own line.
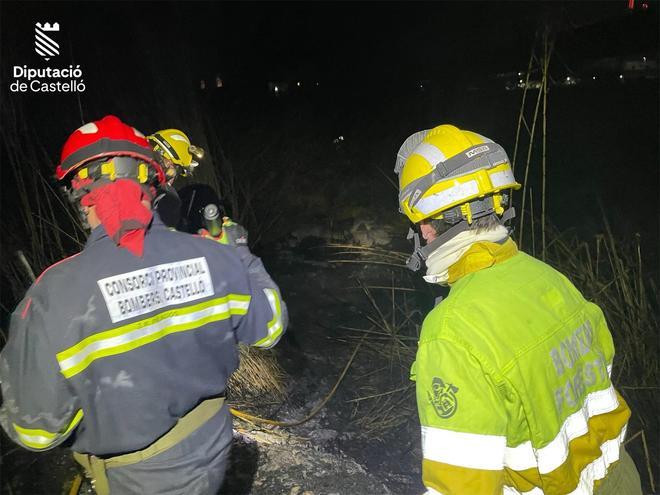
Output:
[412, 240, 629, 495]
[0, 214, 287, 455]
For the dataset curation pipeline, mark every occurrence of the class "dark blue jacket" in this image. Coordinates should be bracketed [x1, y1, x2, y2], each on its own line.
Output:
[0, 215, 286, 455]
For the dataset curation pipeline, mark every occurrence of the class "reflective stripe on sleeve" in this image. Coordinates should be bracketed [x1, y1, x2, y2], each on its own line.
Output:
[503, 487, 543, 495]
[537, 385, 619, 474]
[566, 426, 626, 495]
[422, 425, 506, 470]
[503, 385, 620, 473]
[57, 295, 250, 378]
[503, 425, 624, 495]
[252, 288, 284, 348]
[422, 385, 627, 494]
[503, 424, 627, 495]
[13, 409, 84, 450]
[503, 440, 536, 471]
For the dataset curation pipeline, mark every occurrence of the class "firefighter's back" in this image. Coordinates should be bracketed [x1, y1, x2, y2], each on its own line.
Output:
[429, 249, 637, 494]
[39, 218, 253, 456]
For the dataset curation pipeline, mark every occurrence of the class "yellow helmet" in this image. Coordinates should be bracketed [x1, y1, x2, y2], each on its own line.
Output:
[395, 124, 520, 225]
[395, 124, 521, 271]
[147, 129, 205, 178]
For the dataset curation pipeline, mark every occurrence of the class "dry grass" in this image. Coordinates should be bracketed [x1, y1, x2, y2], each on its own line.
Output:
[329, 267, 424, 439]
[541, 223, 659, 387]
[349, 385, 416, 439]
[1, 98, 86, 314]
[227, 345, 288, 405]
[328, 244, 425, 439]
[340, 283, 420, 366]
[328, 243, 409, 267]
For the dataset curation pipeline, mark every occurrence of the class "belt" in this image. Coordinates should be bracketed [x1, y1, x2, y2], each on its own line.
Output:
[73, 397, 225, 495]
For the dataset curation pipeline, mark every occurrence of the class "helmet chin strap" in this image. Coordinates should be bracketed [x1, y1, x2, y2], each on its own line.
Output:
[406, 221, 469, 271]
[405, 208, 517, 272]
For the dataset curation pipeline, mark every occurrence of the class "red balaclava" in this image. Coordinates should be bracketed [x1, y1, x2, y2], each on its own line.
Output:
[59, 115, 166, 257]
[77, 179, 153, 257]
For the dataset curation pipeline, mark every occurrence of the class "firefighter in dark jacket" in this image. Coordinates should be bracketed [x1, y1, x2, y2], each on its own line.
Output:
[0, 115, 287, 495]
[147, 127, 204, 229]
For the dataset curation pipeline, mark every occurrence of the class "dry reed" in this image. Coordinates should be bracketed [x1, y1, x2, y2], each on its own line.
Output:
[542, 223, 659, 387]
[227, 345, 288, 405]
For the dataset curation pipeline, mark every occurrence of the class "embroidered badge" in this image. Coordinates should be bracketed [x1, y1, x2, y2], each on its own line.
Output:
[428, 377, 459, 419]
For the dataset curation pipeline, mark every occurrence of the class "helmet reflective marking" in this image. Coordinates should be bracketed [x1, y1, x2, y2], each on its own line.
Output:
[78, 123, 98, 134]
[153, 134, 180, 160]
[415, 181, 479, 215]
[168, 134, 189, 143]
[395, 129, 429, 173]
[490, 169, 517, 188]
[395, 125, 520, 224]
[413, 142, 446, 168]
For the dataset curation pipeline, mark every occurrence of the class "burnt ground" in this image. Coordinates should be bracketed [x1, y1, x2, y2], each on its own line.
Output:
[0, 244, 428, 495]
[218, 246, 430, 495]
[0, 244, 658, 495]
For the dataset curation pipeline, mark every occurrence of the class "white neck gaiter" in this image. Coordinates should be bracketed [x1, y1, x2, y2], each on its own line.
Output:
[423, 225, 509, 285]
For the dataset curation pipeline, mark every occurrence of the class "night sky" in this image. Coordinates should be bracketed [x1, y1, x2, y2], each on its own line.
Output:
[1, 1, 658, 247]
[2, 2, 656, 102]
[1, 4, 659, 491]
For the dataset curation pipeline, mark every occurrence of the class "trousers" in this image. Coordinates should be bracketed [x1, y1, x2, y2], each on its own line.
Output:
[77, 402, 232, 495]
[596, 447, 643, 495]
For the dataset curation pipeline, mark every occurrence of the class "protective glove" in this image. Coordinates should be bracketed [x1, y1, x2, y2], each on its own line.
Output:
[221, 217, 248, 247]
[198, 217, 248, 247]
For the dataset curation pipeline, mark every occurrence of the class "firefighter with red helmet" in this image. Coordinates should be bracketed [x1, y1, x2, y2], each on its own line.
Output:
[0, 115, 287, 494]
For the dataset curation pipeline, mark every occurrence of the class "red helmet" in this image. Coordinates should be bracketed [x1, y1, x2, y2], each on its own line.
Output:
[56, 115, 165, 185]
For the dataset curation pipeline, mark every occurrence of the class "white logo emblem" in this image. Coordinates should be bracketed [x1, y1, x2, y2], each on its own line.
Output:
[35, 22, 60, 61]
[466, 145, 489, 158]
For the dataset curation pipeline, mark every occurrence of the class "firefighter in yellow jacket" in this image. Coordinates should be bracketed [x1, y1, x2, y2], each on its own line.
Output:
[395, 124, 642, 495]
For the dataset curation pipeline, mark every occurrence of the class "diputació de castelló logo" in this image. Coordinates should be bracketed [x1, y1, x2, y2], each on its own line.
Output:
[9, 21, 86, 93]
[35, 22, 60, 61]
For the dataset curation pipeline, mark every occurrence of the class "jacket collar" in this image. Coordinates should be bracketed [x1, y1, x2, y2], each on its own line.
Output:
[85, 213, 163, 248]
[447, 237, 518, 285]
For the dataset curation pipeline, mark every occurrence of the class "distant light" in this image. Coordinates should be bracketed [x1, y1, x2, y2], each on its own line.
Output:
[215, 76, 223, 88]
[619, 74, 624, 79]
[642, 56, 647, 62]
[333, 135, 345, 144]
[274, 85, 279, 93]
[315, 82, 320, 86]
[565, 76, 571, 81]
[297, 81, 301, 87]
[519, 79, 523, 83]
[592, 76, 597, 80]
[518, 72, 523, 76]
[200, 79, 206, 90]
